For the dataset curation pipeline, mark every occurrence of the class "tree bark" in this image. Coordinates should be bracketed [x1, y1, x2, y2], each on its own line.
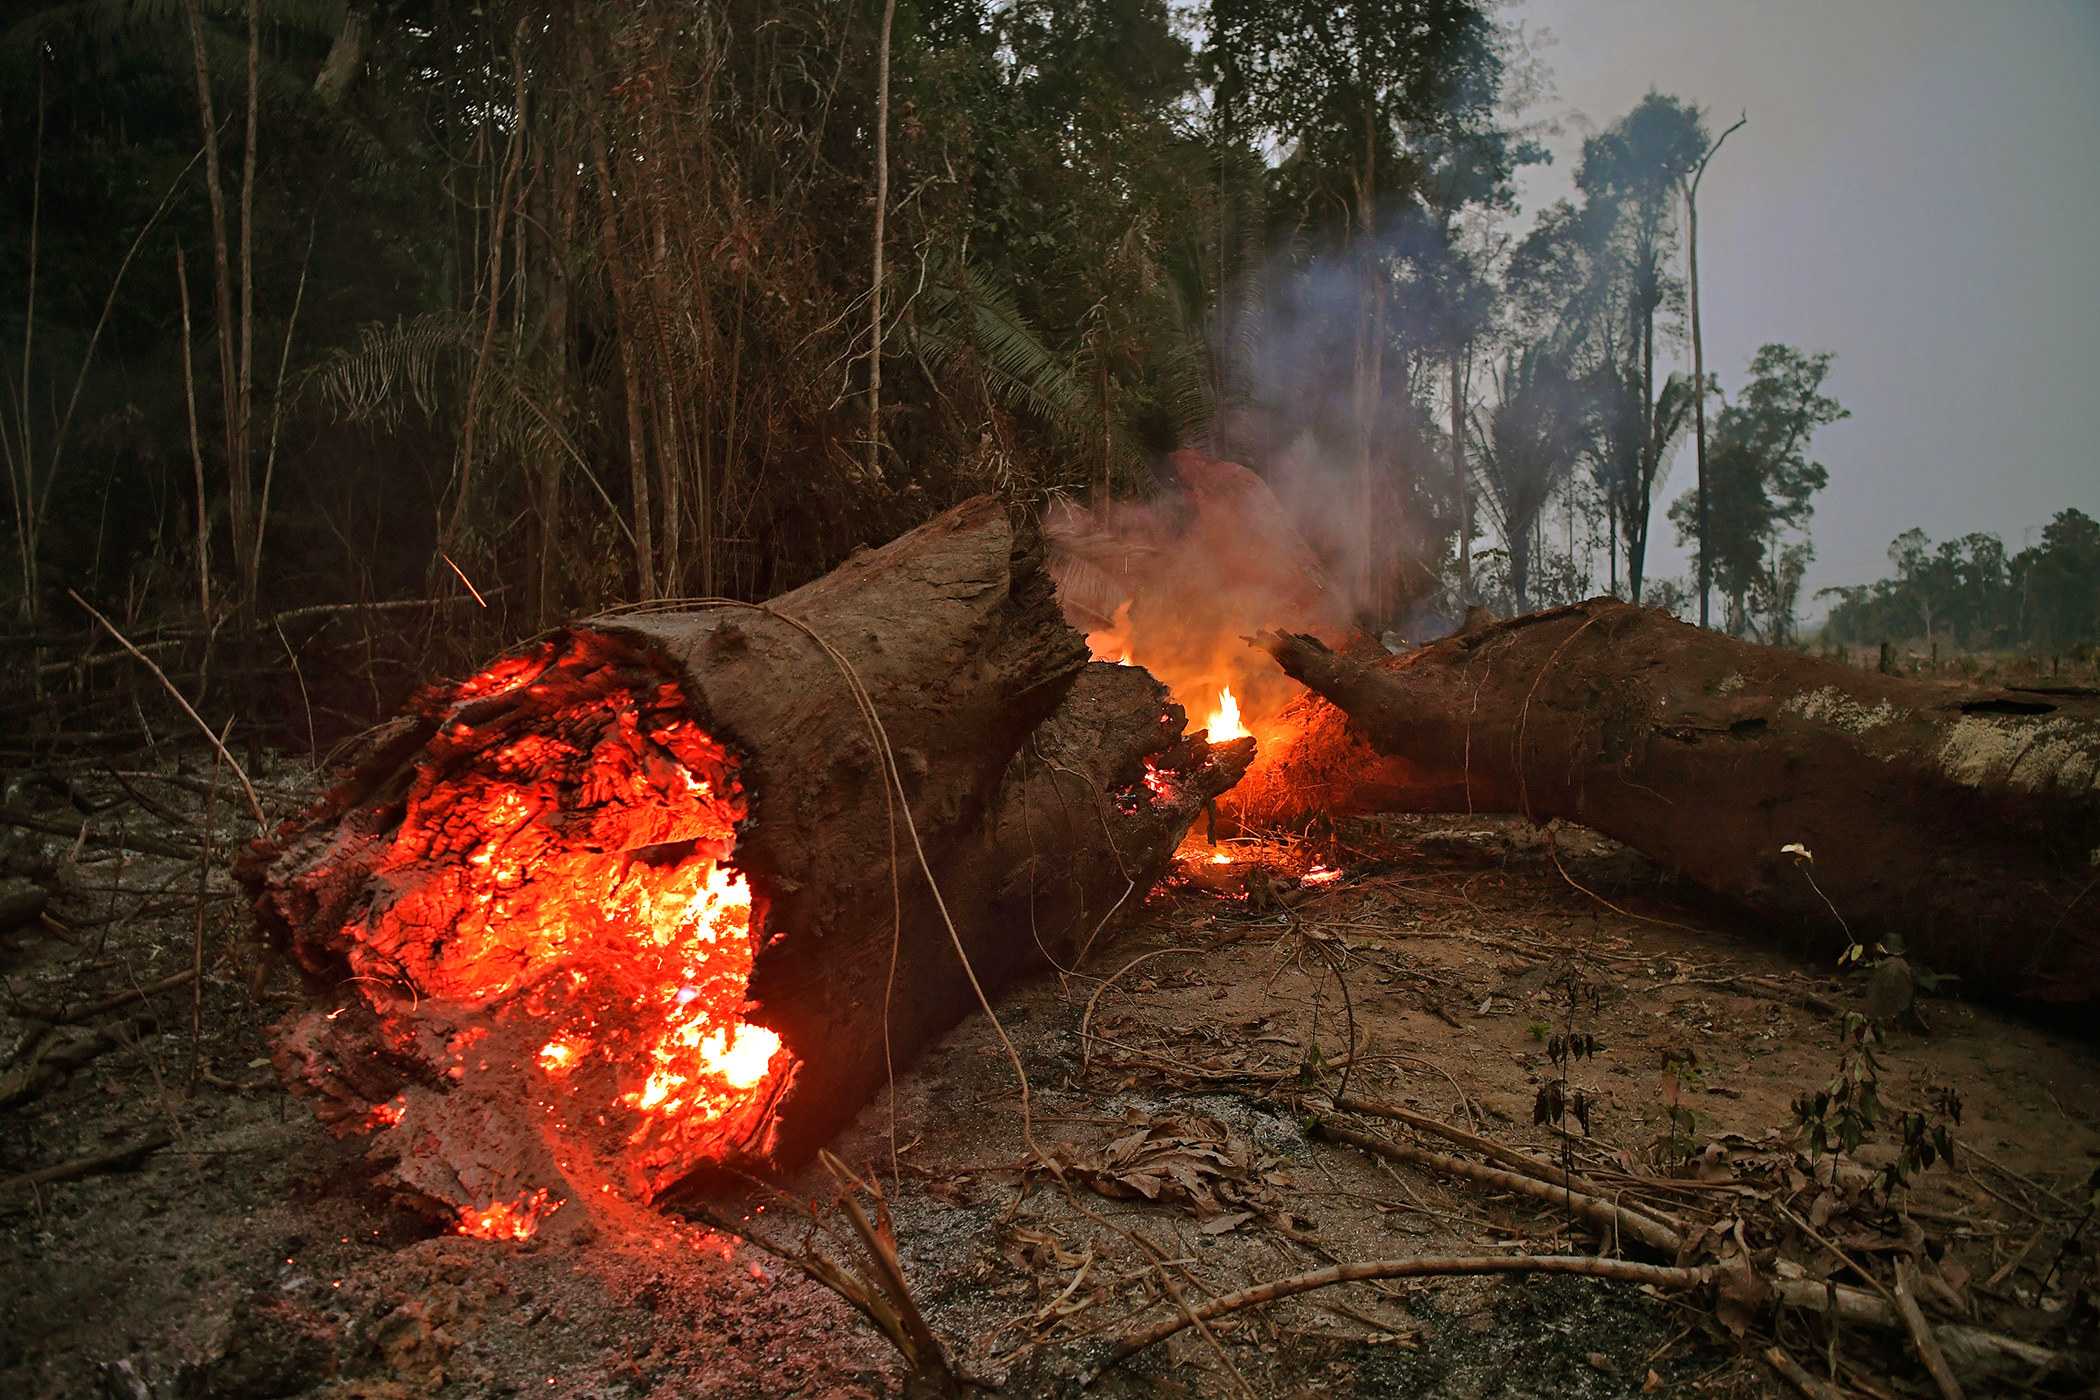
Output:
[248, 498, 1251, 1229]
[1251, 599, 2100, 1005]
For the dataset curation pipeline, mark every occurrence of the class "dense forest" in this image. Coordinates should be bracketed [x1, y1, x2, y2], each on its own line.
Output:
[2, 0, 2090, 737]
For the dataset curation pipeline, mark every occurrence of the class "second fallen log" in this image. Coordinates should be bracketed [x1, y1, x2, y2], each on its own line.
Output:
[1254, 599, 2100, 1006]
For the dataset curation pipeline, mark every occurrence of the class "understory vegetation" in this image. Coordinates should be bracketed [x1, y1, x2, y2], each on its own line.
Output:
[0, 0, 1968, 736]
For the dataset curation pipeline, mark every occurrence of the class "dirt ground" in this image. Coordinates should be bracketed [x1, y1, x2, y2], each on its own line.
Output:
[3, 754, 2096, 1399]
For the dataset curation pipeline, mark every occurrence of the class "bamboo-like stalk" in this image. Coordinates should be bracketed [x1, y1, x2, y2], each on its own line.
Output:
[177, 250, 211, 624]
[449, 20, 531, 554]
[181, 0, 244, 614]
[865, 0, 897, 481]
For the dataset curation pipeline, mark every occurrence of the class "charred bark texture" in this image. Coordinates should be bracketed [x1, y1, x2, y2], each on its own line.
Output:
[1254, 599, 2100, 1006]
[248, 497, 1247, 1227]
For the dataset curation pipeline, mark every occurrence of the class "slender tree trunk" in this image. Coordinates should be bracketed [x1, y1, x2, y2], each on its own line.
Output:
[1450, 348, 1468, 601]
[1686, 115, 1745, 630]
[865, 0, 896, 481]
[450, 24, 529, 553]
[653, 379, 685, 598]
[1097, 330, 1112, 502]
[1688, 191, 1710, 628]
[1606, 494, 1618, 597]
[177, 249, 210, 622]
[535, 102, 575, 629]
[591, 134, 656, 599]
[1632, 295, 1654, 603]
[11, 90, 43, 616]
[1351, 93, 1380, 617]
[181, 0, 240, 614]
[234, 0, 259, 608]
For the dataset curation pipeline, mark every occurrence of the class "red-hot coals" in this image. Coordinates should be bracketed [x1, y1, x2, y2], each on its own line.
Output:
[313, 641, 791, 1236]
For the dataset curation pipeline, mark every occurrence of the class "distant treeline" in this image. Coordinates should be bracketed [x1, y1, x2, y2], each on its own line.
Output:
[1818, 509, 2100, 656]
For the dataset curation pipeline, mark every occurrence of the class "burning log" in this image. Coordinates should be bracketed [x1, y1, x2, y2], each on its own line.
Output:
[1252, 599, 2100, 1006]
[248, 497, 1249, 1237]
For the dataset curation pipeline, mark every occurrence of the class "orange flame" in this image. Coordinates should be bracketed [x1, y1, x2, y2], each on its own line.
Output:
[1205, 686, 1249, 742]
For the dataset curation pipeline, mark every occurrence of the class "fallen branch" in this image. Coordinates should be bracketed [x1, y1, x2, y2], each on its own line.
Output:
[0, 805, 203, 861]
[1770, 1278, 2064, 1375]
[1087, 1253, 1705, 1375]
[1313, 1121, 1683, 1256]
[1331, 1092, 1684, 1233]
[1763, 1344, 1849, 1400]
[0, 1129, 172, 1198]
[270, 590, 509, 628]
[16, 968, 198, 1025]
[1895, 1261, 1966, 1400]
[0, 1015, 156, 1110]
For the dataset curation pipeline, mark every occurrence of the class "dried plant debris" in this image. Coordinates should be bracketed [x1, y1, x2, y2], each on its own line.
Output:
[6, 781, 2100, 1398]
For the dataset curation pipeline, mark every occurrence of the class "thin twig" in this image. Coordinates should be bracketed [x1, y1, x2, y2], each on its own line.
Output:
[1546, 837, 1703, 933]
[16, 969, 198, 1025]
[1078, 947, 1192, 1077]
[1088, 1253, 1705, 1375]
[65, 591, 265, 830]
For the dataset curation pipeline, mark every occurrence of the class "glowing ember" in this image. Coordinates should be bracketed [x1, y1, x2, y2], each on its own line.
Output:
[1301, 866, 1341, 884]
[1210, 852, 1232, 866]
[537, 1035, 588, 1074]
[459, 1188, 562, 1241]
[323, 637, 795, 1206]
[1205, 686, 1249, 742]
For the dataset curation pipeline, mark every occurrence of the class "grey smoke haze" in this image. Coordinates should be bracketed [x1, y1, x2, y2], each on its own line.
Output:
[1509, 0, 2100, 608]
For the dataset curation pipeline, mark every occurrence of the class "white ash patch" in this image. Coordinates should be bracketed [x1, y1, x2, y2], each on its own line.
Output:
[1936, 715, 2100, 793]
[1715, 672, 1747, 694]
[1780, 685, 1905, 735]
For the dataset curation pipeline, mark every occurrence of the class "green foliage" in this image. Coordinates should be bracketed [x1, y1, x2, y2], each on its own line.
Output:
[1792, 1012, 1962, 1192]
[1471, 343, 1591, 611]
[1820, 508, 2100, 654]
[1669, 342, 1846, 643]
[1653, 1047, 1701, 1167]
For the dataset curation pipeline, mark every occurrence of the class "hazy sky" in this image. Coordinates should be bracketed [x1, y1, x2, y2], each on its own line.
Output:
[1506, 0, 2100, 602]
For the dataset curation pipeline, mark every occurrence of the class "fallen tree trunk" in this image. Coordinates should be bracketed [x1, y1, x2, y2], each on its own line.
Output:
[248, 497, 1250, 1236]
[1252, 599, 2100, 1005]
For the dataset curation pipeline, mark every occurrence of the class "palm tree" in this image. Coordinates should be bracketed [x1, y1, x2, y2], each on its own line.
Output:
[1472, 345, 1590, 613]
